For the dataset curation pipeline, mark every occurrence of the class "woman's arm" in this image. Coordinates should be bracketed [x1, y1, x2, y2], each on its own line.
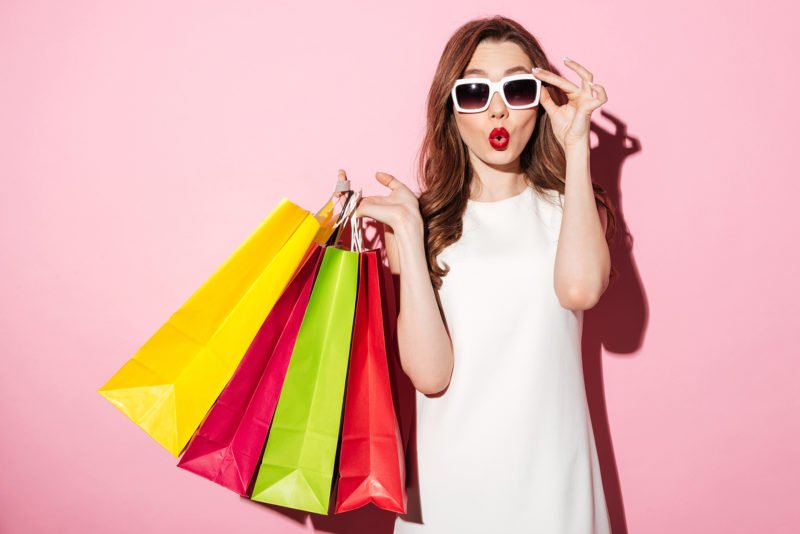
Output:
[553, 142, 611, 310]
[352, 170, 454, 395]
[384, 218, 454, 395]
[530, 58, 611, 310]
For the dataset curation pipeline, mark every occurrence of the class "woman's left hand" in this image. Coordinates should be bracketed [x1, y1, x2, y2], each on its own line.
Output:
[532, 57, 608, 150]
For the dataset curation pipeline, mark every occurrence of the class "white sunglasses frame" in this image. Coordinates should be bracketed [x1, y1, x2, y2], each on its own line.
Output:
[451, 73, 542, 113]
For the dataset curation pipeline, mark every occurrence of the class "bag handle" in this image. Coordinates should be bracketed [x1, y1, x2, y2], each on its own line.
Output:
[323, 190, 353, 247]
[349, 189, 363, 253]
[327, 188, 361, 248]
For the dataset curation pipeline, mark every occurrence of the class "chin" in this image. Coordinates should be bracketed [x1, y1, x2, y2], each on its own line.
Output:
[484, 148, 519, 163]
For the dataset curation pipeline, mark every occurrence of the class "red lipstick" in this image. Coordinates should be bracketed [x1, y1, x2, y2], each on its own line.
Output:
[489, 127, 509, 150]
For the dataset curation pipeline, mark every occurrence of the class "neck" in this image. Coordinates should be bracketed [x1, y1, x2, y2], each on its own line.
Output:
[467, 151, 528, 201]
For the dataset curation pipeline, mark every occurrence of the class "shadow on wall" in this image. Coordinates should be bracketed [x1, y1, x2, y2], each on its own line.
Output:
[239, 108, 645, 534]
[582, 110, 645, 534]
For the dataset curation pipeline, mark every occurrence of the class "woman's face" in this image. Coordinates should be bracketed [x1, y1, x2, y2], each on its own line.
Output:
[453, 40, 539, 169]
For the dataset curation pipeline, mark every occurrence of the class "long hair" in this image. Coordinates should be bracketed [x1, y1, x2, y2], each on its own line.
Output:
[415, 15, 619, 290]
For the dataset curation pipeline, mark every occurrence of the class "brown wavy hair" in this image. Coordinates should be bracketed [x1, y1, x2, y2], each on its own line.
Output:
[414, 15, 619, 291]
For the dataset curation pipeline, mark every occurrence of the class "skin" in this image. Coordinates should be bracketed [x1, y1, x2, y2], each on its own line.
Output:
[342, 39, 610, 395]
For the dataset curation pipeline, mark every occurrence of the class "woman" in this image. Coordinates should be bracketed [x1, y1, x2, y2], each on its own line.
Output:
[351, 15, 617, 534]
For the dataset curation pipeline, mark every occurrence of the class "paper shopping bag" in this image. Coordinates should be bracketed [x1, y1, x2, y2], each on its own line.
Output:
[334, 249, 407, 514]
[98, 198, 321, 457]
[177, 243, 325, 494]
[249, 245, 359, 514]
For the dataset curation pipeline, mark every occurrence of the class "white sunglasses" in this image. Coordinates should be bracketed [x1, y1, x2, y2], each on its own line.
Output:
[451, 72, 542, 113]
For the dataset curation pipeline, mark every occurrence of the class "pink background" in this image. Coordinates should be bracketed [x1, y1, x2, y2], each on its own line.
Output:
[2, 1, 798, 533]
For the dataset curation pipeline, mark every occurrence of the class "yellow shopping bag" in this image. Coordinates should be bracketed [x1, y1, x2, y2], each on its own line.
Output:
[99, 195, 335, 457]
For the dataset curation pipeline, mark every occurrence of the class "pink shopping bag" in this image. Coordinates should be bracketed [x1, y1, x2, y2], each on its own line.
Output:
[177, 244, 325, 495]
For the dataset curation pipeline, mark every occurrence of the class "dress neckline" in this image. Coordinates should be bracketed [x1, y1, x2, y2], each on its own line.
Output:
[467, 184, 532, 206]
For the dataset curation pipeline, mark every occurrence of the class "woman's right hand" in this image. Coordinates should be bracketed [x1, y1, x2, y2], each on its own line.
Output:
[345, 169, 422, 234]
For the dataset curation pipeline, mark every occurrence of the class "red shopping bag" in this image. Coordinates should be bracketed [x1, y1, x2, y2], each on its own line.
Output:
[334, 248, 407, 514]
[177, 243, 325, 495]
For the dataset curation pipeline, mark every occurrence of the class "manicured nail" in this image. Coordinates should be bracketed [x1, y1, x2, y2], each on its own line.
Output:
[533, 67, 540, 72]
[563, 56, 570, 62]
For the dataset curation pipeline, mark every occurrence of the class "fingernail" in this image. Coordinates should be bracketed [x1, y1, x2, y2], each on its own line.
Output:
[563, 56, 570, 62]
[533, 67, 540, 72]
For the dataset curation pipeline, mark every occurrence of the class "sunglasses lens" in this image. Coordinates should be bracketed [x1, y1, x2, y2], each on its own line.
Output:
[454, 82, 490, 110]
[504, 79, 539, 107]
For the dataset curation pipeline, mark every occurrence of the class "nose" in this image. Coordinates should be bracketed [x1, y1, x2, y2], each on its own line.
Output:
[488, 89, 508, 120]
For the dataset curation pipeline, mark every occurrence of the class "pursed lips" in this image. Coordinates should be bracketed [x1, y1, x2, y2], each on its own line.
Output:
[489, 127, 509, 141]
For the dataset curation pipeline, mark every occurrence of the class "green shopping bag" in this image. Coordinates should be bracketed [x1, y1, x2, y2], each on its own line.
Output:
[249, 193, 361, 514]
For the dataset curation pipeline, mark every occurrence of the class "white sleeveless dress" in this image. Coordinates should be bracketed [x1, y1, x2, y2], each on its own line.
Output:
[393, 184, 611, 534]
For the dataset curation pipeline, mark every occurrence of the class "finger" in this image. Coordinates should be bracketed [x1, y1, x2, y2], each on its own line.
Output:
[353, 196, 391, 221]
[375, 171, 407, 191]
[562, 57, 594, 84]
[353, 195, 366, 218]
[538, 87, 559, 116]
[333, 169, 352, 201]
[359, 195, 391, 206]
[590, 83, 608, 104]
[532, 66, 579, 94]
[582, 79, 594, 97]
[337, 168, 349, 190]
[580, 84, 607, 112]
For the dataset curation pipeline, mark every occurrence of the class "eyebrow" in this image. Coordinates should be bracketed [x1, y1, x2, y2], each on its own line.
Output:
[463, 65, 530, 76]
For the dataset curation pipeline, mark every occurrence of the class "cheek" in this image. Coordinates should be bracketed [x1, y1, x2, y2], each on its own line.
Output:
[518, 109, 539, 132]
[456, 113, 480, 139]
[455, 114, 487, 144]
[511, 111, 539, 146]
